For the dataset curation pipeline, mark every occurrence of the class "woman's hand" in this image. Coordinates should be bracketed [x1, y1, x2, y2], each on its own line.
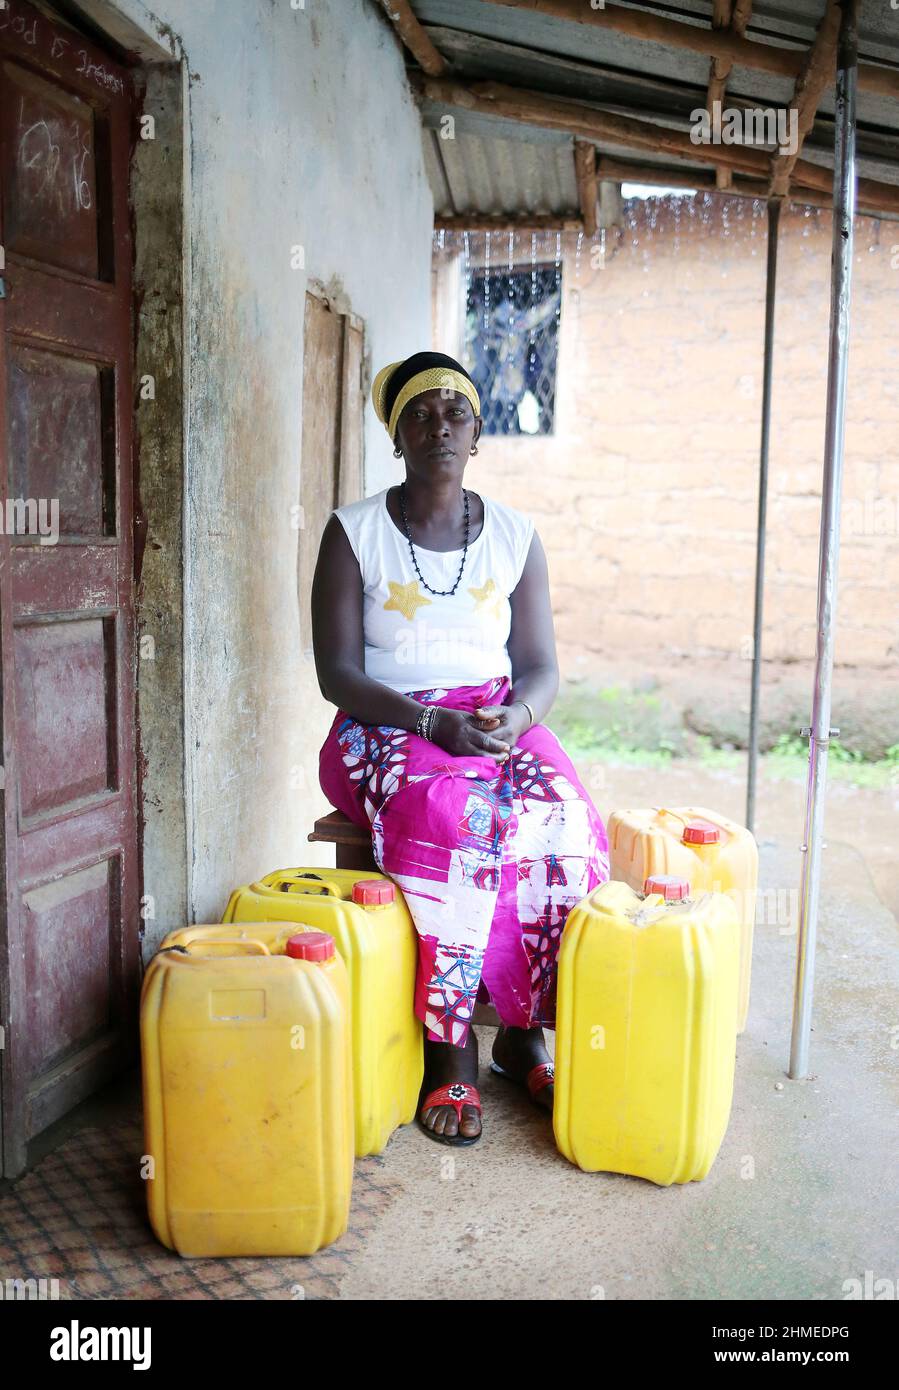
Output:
[428, 707, 514, 763]
[472, 702, 532, 752]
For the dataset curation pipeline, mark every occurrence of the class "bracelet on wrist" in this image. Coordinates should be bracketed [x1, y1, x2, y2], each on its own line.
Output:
[415, 703, 440, 741]
[514, 699, 535, 729]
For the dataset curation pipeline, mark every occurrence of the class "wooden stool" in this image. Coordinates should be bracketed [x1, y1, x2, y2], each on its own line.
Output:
[307, 807, 501, 1027]
[307, 808, 377, 872]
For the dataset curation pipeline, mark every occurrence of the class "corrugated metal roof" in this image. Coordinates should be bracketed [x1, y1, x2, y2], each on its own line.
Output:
[423, 121, 579, 219]
[408, 0, 899, 217]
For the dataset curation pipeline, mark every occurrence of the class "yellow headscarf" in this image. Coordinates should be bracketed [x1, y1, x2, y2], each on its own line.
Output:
[372, 353, 481, 442]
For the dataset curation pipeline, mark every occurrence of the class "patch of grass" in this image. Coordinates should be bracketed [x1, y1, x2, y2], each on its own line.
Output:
[764, 735, 899, 789]
[548, 721, 679, 767]
[552, 691, 899, 789]
[694, 735, 742, 770]
[549, 685, 688, 761]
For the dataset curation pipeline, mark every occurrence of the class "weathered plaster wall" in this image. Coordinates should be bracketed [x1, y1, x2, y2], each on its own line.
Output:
[90, 0, 433, 945]
[169, 0, 432, 929]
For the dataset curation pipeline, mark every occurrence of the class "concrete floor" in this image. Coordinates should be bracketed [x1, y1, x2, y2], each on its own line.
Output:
[2, 768, 897, 1301]
[336, 833, 899, 1300]
[597, 754, 899, 924]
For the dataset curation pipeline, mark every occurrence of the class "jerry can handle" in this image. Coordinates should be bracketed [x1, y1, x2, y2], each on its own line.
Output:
[182, 938, 272, 956]
[273, 871, 343, 897]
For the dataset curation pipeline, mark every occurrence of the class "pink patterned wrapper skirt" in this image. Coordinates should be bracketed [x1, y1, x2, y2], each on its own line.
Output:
[318, 673, 609, 1046]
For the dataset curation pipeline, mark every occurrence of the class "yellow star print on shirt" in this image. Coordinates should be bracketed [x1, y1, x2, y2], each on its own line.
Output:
[384, 579, 433, 621]
[468, 578, 505, 621]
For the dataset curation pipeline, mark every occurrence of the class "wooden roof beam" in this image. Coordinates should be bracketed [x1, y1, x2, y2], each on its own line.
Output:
[478, 0, 899, 101]
[592, 155, 899, 219]
[707, 0, 754, 190]
[432, 158, 898, 231]
[434, 214, 583, 231]
[596, 154, 809, 204]
[768, 0, 840, 198]
[377, 0, 447, 76]
[411, 73, 899, 215]
[599, 152, 763, 198]
[574, 138, 599, 236]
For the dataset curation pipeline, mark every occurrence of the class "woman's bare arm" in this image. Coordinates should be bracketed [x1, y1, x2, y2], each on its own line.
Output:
[311, 515, 425, 730]
[505, 531, 560, 725]
[312, 513, 525, 760]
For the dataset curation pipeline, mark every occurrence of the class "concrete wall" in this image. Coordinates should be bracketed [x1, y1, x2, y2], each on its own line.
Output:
[131, 62, 188, 947]
[86, 0, 432, 946]
[443, 196, 898, 681]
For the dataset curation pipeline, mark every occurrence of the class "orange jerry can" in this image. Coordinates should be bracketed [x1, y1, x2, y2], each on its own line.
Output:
[608, 806, 758, 1032]
[141, 930, 353, 1258]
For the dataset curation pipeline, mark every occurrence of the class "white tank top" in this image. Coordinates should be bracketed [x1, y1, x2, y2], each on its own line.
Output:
[332, 486, 535, 693]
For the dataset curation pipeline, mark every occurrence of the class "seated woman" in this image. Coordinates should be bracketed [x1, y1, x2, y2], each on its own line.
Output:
[311, 350, 609, 1147]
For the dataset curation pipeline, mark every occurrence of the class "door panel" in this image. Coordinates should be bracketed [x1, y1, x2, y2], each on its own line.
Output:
[23, 858, 114, 1067]
[14, 616, 117, 818]
[1, 61, 106, 278]
[10, 346, 115, 535]
[11, 544, 118, 615]
[0, 0, 138, 1176]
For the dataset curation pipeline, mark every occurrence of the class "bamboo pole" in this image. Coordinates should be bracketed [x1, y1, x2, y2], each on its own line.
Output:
[477, 0, 899, 101]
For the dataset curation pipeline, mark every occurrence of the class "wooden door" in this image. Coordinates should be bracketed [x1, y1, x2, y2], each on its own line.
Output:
[299, 294, 363, 646]
[0, 1, 138, 1176]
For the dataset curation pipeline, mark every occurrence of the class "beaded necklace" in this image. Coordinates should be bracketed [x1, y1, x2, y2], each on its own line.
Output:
[397, 481, 471, 597]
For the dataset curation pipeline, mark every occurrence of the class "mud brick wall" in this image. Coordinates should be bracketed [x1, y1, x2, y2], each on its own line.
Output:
[450, 197, 898, 677]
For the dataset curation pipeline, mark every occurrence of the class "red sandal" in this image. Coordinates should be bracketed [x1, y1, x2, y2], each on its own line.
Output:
[417, 1081, 483, 1147]
[490, 1060, 555, 1106]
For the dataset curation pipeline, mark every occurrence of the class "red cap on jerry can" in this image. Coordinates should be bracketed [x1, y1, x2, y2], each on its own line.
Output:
[682, 819, 721, 844]
[643, 874, 691, 901]
[286, 932, 335, 961]
[352, 879, 395, 906]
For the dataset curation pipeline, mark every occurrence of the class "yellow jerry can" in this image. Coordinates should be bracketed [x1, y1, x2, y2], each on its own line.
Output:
[608, 806, 758, 1032]
[215, 867, 423, 1157]
[553, 876, 740, 1186]
[141, 931, 353, 1257]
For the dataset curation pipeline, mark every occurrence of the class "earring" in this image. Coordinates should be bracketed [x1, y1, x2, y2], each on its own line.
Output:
[470, 444, 479, 455]
[393, 446, 403, 458]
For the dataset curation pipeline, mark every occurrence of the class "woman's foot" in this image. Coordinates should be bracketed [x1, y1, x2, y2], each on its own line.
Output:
[491, 1024, 555, 1112]
[419, 1028, 481, 1141]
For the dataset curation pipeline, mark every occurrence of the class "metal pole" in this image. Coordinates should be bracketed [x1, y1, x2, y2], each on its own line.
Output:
[789, 0, 857, 1080]
[746, 197, 782, 835]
